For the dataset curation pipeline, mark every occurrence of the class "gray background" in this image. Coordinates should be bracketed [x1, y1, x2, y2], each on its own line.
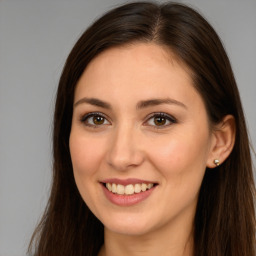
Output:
[0, 0, 255, 255]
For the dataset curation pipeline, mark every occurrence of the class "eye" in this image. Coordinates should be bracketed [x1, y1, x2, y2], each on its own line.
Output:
[81, 112, 110, 127]
[145, 113, 176, 128]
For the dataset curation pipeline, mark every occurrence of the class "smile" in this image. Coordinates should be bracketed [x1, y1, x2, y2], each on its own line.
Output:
[105, 183, 154, 195]
[101, 179, 158, 206]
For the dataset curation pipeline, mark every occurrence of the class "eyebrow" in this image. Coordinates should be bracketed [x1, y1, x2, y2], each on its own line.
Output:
[74, 97, 112, 109]
[136, 98, 187, 109]
[74, 97, 187, 110]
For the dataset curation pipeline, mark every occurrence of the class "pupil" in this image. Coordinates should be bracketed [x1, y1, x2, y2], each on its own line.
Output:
[154, 117, 166, 126]
[93, 116, 104, 124]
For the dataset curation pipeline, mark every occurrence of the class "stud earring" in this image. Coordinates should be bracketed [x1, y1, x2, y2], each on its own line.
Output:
[214, 159, 220, 166]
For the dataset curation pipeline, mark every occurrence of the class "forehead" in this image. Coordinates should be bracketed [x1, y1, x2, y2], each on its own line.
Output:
[82, 43, 189, 78]
[74, 43, 202, 109]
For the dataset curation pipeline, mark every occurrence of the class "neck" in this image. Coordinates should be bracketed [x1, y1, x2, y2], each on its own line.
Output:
[98, 215, 194, 256]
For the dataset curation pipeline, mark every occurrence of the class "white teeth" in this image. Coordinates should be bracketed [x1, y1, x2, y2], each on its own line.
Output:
[134, 184, 142, 193]
[125, 184, 134, 195]
[116, 184, 125, 195]
[141, 183, 147, 192]
[112, 183, 117, 193]
[147, 183, 153, 189]
[105, 182, 154, 195]
[106, 183, 112, 191]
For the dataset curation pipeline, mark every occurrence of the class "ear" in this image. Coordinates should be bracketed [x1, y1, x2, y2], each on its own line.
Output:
[207, 115, 236, 168]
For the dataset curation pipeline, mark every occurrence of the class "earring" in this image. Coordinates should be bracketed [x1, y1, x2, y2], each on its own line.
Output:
[214, 159, 220, 166]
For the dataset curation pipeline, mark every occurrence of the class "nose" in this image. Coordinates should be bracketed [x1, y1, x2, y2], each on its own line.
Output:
[106, 122, 144, 171]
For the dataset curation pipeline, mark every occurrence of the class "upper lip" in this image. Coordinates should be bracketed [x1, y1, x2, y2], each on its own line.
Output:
[101, 178, 158, 186]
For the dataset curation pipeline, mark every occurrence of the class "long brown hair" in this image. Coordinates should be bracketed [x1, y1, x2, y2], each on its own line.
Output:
[28, 2, 255, 255]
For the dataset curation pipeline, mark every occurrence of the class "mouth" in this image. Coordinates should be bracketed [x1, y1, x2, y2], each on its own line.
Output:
[100, 179, 158, 206]
[102, 182, 158, 196]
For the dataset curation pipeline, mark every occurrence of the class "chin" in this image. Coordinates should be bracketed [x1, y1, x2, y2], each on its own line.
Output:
[100, 213, 158, 236]
[107, 224, 153, 236]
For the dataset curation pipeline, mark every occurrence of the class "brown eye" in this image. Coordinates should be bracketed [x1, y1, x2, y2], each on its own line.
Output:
[81, 112, 110, 127]
[93, 116, 105, 125]
[154, 116, 167, 126]
[145, 113, 176, 128]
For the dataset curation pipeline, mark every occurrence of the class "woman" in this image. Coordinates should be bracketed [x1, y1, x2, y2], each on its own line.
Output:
[29, 2, 255, 255]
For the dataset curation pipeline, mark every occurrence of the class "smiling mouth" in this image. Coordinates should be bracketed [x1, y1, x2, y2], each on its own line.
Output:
[103, 182, 157, 196]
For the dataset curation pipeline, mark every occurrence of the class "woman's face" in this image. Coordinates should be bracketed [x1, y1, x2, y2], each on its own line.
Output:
[69, 43, 215, 236]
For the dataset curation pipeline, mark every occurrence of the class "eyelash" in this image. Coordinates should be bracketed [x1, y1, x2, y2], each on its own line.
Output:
[80, 112, 177, 129]
[145, 112, 177, 129]
[80, 112, 110, 128]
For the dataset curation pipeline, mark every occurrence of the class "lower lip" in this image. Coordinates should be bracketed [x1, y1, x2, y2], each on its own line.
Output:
[102, 184, 156, 206]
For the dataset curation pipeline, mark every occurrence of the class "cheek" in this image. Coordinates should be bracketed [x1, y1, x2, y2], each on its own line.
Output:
[69, 134, 105, 176]
[146, 128, 210, 180]
[69, 132, 108, 205]
[147, 131, 210, 214]
[69, 132, 107, 209]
